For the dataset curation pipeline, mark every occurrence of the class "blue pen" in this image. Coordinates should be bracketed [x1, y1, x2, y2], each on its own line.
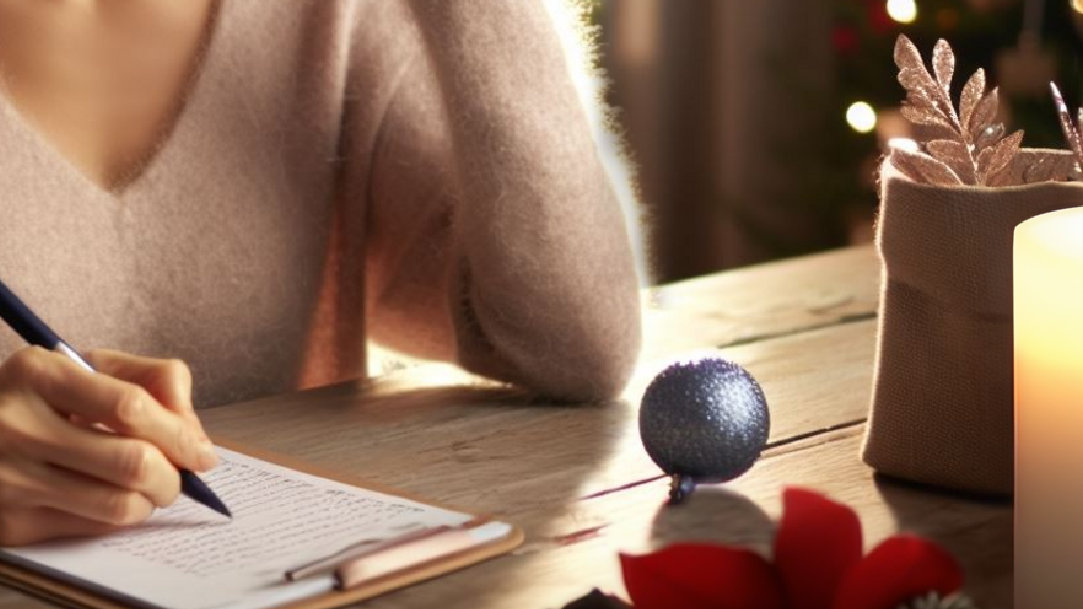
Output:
[0, 277, 231, 518]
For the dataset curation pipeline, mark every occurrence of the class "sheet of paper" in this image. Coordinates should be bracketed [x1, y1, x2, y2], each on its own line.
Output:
[1, 447, 473, 609]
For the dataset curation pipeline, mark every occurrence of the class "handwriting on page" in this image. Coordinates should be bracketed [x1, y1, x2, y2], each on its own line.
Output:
[2, 447, 473, 609]
[95, 449, 465, 578]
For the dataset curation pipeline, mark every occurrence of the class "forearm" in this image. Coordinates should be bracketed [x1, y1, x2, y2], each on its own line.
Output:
[406, 1, 642, 400]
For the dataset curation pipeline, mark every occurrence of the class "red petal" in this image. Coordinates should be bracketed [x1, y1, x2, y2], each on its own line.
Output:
[619, 543, 785, 609]
[774, 488, 864, 609]
[832, 535, 964, 609]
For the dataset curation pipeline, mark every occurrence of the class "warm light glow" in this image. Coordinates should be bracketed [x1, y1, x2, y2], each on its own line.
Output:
[1015, 207, 1083, 607]
[845, 101, 877, 133]
[887, 137, 919, 153]
[886, 0, 918, 23]
[1073, 0, 1083, 14]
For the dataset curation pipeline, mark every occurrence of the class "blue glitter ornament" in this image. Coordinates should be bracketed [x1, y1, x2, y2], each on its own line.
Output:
[638, 357, 770, 504]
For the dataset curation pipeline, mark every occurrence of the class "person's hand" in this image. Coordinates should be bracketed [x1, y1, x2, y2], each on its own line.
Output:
[0, 347, 217, 545]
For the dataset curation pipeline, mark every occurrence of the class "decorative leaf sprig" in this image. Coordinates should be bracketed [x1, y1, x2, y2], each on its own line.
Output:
[891, 35, 1023, 187]
[1049, 82, 1083, 173]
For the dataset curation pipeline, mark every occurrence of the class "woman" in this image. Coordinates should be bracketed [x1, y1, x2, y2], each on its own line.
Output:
[0, 0, 642, 544]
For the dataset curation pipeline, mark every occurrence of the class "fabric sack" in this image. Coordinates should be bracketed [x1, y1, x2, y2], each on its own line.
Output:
[863, 148, 1083, 495]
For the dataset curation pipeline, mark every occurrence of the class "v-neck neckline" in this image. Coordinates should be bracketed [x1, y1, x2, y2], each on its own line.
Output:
[0, 0, 226, 200]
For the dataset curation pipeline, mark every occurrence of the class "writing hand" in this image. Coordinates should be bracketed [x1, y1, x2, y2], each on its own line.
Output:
[0, 348, 216, 545]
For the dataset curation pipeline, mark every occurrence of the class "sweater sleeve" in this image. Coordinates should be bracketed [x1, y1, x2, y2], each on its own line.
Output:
[362, 0, 642, 401]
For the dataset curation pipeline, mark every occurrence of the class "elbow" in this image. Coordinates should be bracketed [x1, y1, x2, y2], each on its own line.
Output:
[456, 287, 643, 403]
[529, 321, 641, 403]
[573, 346, 640, 402]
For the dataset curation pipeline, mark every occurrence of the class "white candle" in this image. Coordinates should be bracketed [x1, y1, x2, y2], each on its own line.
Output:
[1015, 207, 1083, 608]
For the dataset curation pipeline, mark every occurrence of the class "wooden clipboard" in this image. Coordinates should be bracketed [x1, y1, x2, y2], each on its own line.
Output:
[0, 437, 524, 609]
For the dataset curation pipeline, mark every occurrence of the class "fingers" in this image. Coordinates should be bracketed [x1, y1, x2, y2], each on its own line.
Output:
[1, 348, 217, 473]
[0, 458, 155, 526]
[0, 392, 181, 507]
[0, 348, 201, 546]
[85, 349, 207, 440]
[0, 506, 125, 547]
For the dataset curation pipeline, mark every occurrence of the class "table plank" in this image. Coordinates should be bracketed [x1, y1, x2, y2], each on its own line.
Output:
[343, 429, 1010, 609]
[0, 427, 1006, 609]
[369, 244, 880, 378]
[642, 245, 879, 360]
[0, 244, 1011, 609]
[198, 318, 878, 514]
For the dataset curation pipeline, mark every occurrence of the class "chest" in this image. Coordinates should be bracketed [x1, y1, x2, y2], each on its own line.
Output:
[0, 0, 354, 405]
[0, 0, 216, 189]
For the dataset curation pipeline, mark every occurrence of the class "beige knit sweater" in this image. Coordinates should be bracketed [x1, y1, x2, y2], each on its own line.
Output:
[0, 0, 642, 407]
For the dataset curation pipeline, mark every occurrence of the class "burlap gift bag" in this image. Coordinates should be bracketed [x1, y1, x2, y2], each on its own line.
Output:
[862, 148, 1083, 495]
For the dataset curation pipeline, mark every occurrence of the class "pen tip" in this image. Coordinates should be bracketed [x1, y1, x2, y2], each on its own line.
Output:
[206, 495, 232, 519]
[179, 469, 232, 519]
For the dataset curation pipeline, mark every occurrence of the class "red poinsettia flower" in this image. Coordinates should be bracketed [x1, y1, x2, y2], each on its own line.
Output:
[619, 488, 963, 609]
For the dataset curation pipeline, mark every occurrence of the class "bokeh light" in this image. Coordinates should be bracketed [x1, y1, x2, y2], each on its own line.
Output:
[886, 0, 918, 23]
[846, 101, 878, 133]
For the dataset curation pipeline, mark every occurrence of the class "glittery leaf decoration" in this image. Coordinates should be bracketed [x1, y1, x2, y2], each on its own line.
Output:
[958, 70, 985, 131]
[891, 148, 964, 186]
[901, 104, 951, 129]
[925, 139, 972, 182]
[925, 139, 967, 161]
[898, 69, 932, 97]
[1049, 82, 1083, 173]
[968, 89, 1000, 142]
[1023, 153, 1077, 183]
[986, 151, 1081, 187]
[976, 129, 1023, 183]
[893, 36, 925, 76]
[892, 35, 1022, 186]
[973, 123, 1004, 151]
[932, 40, 955, 97]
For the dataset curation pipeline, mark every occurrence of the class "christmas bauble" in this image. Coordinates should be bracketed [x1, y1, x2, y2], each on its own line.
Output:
[638, 357, 770, 503]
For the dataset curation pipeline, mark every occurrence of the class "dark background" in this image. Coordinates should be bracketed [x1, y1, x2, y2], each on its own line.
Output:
[590, 0, 1083, 282]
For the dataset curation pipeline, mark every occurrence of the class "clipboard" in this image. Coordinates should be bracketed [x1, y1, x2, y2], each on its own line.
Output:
[0, 438, 524, 609]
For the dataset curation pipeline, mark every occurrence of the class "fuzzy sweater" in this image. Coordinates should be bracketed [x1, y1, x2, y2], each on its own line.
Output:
[0, 0, 643, 407]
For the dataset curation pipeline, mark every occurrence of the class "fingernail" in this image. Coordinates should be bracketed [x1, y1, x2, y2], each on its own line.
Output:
[197, 438, 218, 470]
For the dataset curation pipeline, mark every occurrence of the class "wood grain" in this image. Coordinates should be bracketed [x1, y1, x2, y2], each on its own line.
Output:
[322, 430, 1009, 609]
[0, 244, 1012, 609]
[195, 318, 877, 517]
[369, 245, 880, 373]
[642, 245, 879, 360]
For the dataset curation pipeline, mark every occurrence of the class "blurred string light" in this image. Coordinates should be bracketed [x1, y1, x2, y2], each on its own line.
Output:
[846, 101, 878, 133]
[1073, 0, 1083, 13]
[886, 0, 918, 23]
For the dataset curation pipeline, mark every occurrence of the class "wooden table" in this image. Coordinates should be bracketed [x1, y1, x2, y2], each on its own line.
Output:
[0, 245, 1012, 609]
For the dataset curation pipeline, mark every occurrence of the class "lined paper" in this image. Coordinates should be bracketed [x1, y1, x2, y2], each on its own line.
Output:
[1, 448, 473, 609]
